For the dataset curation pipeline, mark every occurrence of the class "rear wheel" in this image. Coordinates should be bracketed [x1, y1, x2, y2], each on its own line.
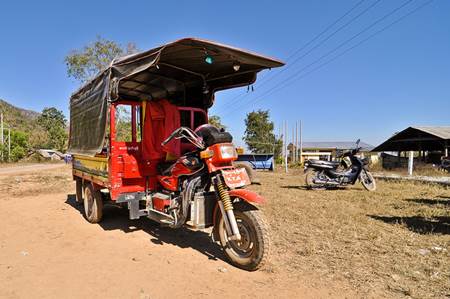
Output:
[216, 202, 269, 271]
[360, 170, 376, 191]
[305, 169, 320, 188]
[75, 178, 83, 204]
[83, 183, 103, 223]
[233, 161, 259, 184]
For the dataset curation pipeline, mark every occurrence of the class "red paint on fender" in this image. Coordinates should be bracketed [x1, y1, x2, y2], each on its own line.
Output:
[228, 189, 265, 204]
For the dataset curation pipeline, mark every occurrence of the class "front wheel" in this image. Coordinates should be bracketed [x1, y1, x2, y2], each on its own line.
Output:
[360, 169, 376, 191]
[216, 202, 270, 271]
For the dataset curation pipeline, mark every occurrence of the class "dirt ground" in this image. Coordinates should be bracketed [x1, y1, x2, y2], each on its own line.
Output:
[0, 165, 448, 298]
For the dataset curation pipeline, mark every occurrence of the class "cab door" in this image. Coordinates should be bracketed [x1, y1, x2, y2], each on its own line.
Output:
[109, 101, 146, 199]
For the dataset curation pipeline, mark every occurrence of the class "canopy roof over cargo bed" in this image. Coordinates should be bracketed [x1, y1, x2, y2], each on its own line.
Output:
[68, 38, 284, 156]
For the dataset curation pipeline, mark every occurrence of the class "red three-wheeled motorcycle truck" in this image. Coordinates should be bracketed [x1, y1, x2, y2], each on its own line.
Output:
[69, 38, 284, 270]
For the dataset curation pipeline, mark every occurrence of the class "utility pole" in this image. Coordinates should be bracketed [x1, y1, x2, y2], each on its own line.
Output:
[291, 126, 294, 163]
[0, 112, 3, 162]
[295, 121, 298, 163]
[299, 120, 303, 164]
[284, 121, 288, 173]
[8, 128, 11, 162]
[279, 123, 283, 168]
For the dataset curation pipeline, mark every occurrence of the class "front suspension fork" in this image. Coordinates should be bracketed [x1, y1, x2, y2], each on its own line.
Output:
[213, 175, 241, 241]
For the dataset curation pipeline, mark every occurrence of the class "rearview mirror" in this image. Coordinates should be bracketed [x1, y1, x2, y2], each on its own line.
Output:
[356, 139, 360, 146]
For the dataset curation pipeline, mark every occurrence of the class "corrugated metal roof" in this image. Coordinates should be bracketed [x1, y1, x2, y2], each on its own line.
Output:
[412, 126, 450, 139]
[302, 141, 373, 151]
[372, 126, 450, 152]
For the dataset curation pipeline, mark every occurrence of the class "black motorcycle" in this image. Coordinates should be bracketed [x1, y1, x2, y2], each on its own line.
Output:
[304, 140, 376, 191]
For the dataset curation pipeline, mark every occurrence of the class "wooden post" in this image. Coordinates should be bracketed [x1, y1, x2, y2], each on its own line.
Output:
[408, 151, 414, 176]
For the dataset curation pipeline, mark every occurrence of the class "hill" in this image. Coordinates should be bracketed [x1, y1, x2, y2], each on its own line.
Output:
[0, 99, 40, 132]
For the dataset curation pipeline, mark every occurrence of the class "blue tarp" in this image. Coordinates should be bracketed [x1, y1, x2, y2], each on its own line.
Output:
[236, 154, 274, 171]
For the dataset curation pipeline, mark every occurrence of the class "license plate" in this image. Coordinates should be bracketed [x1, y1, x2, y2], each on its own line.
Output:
[221, 168, 251, 189]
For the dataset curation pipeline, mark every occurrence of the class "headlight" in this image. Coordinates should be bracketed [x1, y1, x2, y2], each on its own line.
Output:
[219, 145, 237, 159]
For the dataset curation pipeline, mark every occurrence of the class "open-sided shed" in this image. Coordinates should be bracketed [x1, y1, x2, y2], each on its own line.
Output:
[372, 126, 450, 154]
[372, 126, 450, 174]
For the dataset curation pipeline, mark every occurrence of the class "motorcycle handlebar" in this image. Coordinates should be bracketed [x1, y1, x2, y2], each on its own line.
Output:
[161, 127, 205, 149]
[161, 128, 183, 146]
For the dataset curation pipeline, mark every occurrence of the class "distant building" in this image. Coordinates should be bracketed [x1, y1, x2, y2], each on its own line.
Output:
[36, 149, 64, 161]
[300, 141, 376, 163]
[372, 126, 450, 169]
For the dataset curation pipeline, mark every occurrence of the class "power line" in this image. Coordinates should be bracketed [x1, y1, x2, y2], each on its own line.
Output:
[257, 0, 380, 88]
[222, 0, 426, 117]
[213, 0, 372, 111]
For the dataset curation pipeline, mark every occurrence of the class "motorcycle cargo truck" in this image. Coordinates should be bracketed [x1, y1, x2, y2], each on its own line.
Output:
[69, 38, 284, 271]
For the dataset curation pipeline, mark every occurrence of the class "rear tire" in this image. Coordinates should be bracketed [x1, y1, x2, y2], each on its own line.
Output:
[305, 169, 319, 188]
[360, 170, 376, 191]
[75, 178, 83, 204]
[233, 161, 259, 184]
[216, 202, 269, 271]
[83, 183, 103, 223]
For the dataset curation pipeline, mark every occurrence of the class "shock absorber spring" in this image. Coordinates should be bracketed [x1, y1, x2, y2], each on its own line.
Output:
[217, 180, 233, 211]
[214, 175, 241, 241]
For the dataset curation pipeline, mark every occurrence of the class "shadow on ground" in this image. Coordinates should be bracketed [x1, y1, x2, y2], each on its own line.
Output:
[281, 185, 309, 190]
[281, 185, 349, 191]
[369, 214, 450, 235]
[406, 197, 450, 206]
[65, 194, 227, 262]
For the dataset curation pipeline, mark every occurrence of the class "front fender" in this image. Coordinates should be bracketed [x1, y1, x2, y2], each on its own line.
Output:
[211, 188, 265, 242]
[228, 189, 265, 204]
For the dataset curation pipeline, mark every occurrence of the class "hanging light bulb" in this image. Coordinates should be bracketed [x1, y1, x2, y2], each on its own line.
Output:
[205, 55, 213, 64]
[233, 63, 240, 72]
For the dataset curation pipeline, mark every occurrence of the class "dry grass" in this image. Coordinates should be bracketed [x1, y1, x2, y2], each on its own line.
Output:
[370, 162, 450, 178]
[0, 167, 73, 197]
[1, 165, 448, 298]
[250, 168, 450, 298]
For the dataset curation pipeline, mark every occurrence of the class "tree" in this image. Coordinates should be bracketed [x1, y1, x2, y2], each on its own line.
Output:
[0, 130, 29, 162]
[208, 115, 226, 130]
[243, 110, 282, 158]
[65, 36, 139, 83]
[37, 107, 68, 151]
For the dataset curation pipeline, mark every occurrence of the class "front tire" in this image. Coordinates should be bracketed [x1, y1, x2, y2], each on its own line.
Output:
[360, 170, 376, 191]
[216, 202, 269, 271]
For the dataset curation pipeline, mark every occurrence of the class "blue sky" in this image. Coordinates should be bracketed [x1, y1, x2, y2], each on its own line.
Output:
[0, 0, 448, 147]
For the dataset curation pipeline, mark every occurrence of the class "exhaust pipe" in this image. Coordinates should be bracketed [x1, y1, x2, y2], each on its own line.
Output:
[313, 178, 339, 185]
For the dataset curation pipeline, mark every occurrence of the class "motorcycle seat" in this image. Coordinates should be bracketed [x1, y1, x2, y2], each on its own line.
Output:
[307, 159, 340, 169]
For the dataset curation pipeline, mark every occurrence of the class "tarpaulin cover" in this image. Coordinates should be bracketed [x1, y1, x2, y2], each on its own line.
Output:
[142, 99, 180, 160]
[68, 38, 284, 156]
